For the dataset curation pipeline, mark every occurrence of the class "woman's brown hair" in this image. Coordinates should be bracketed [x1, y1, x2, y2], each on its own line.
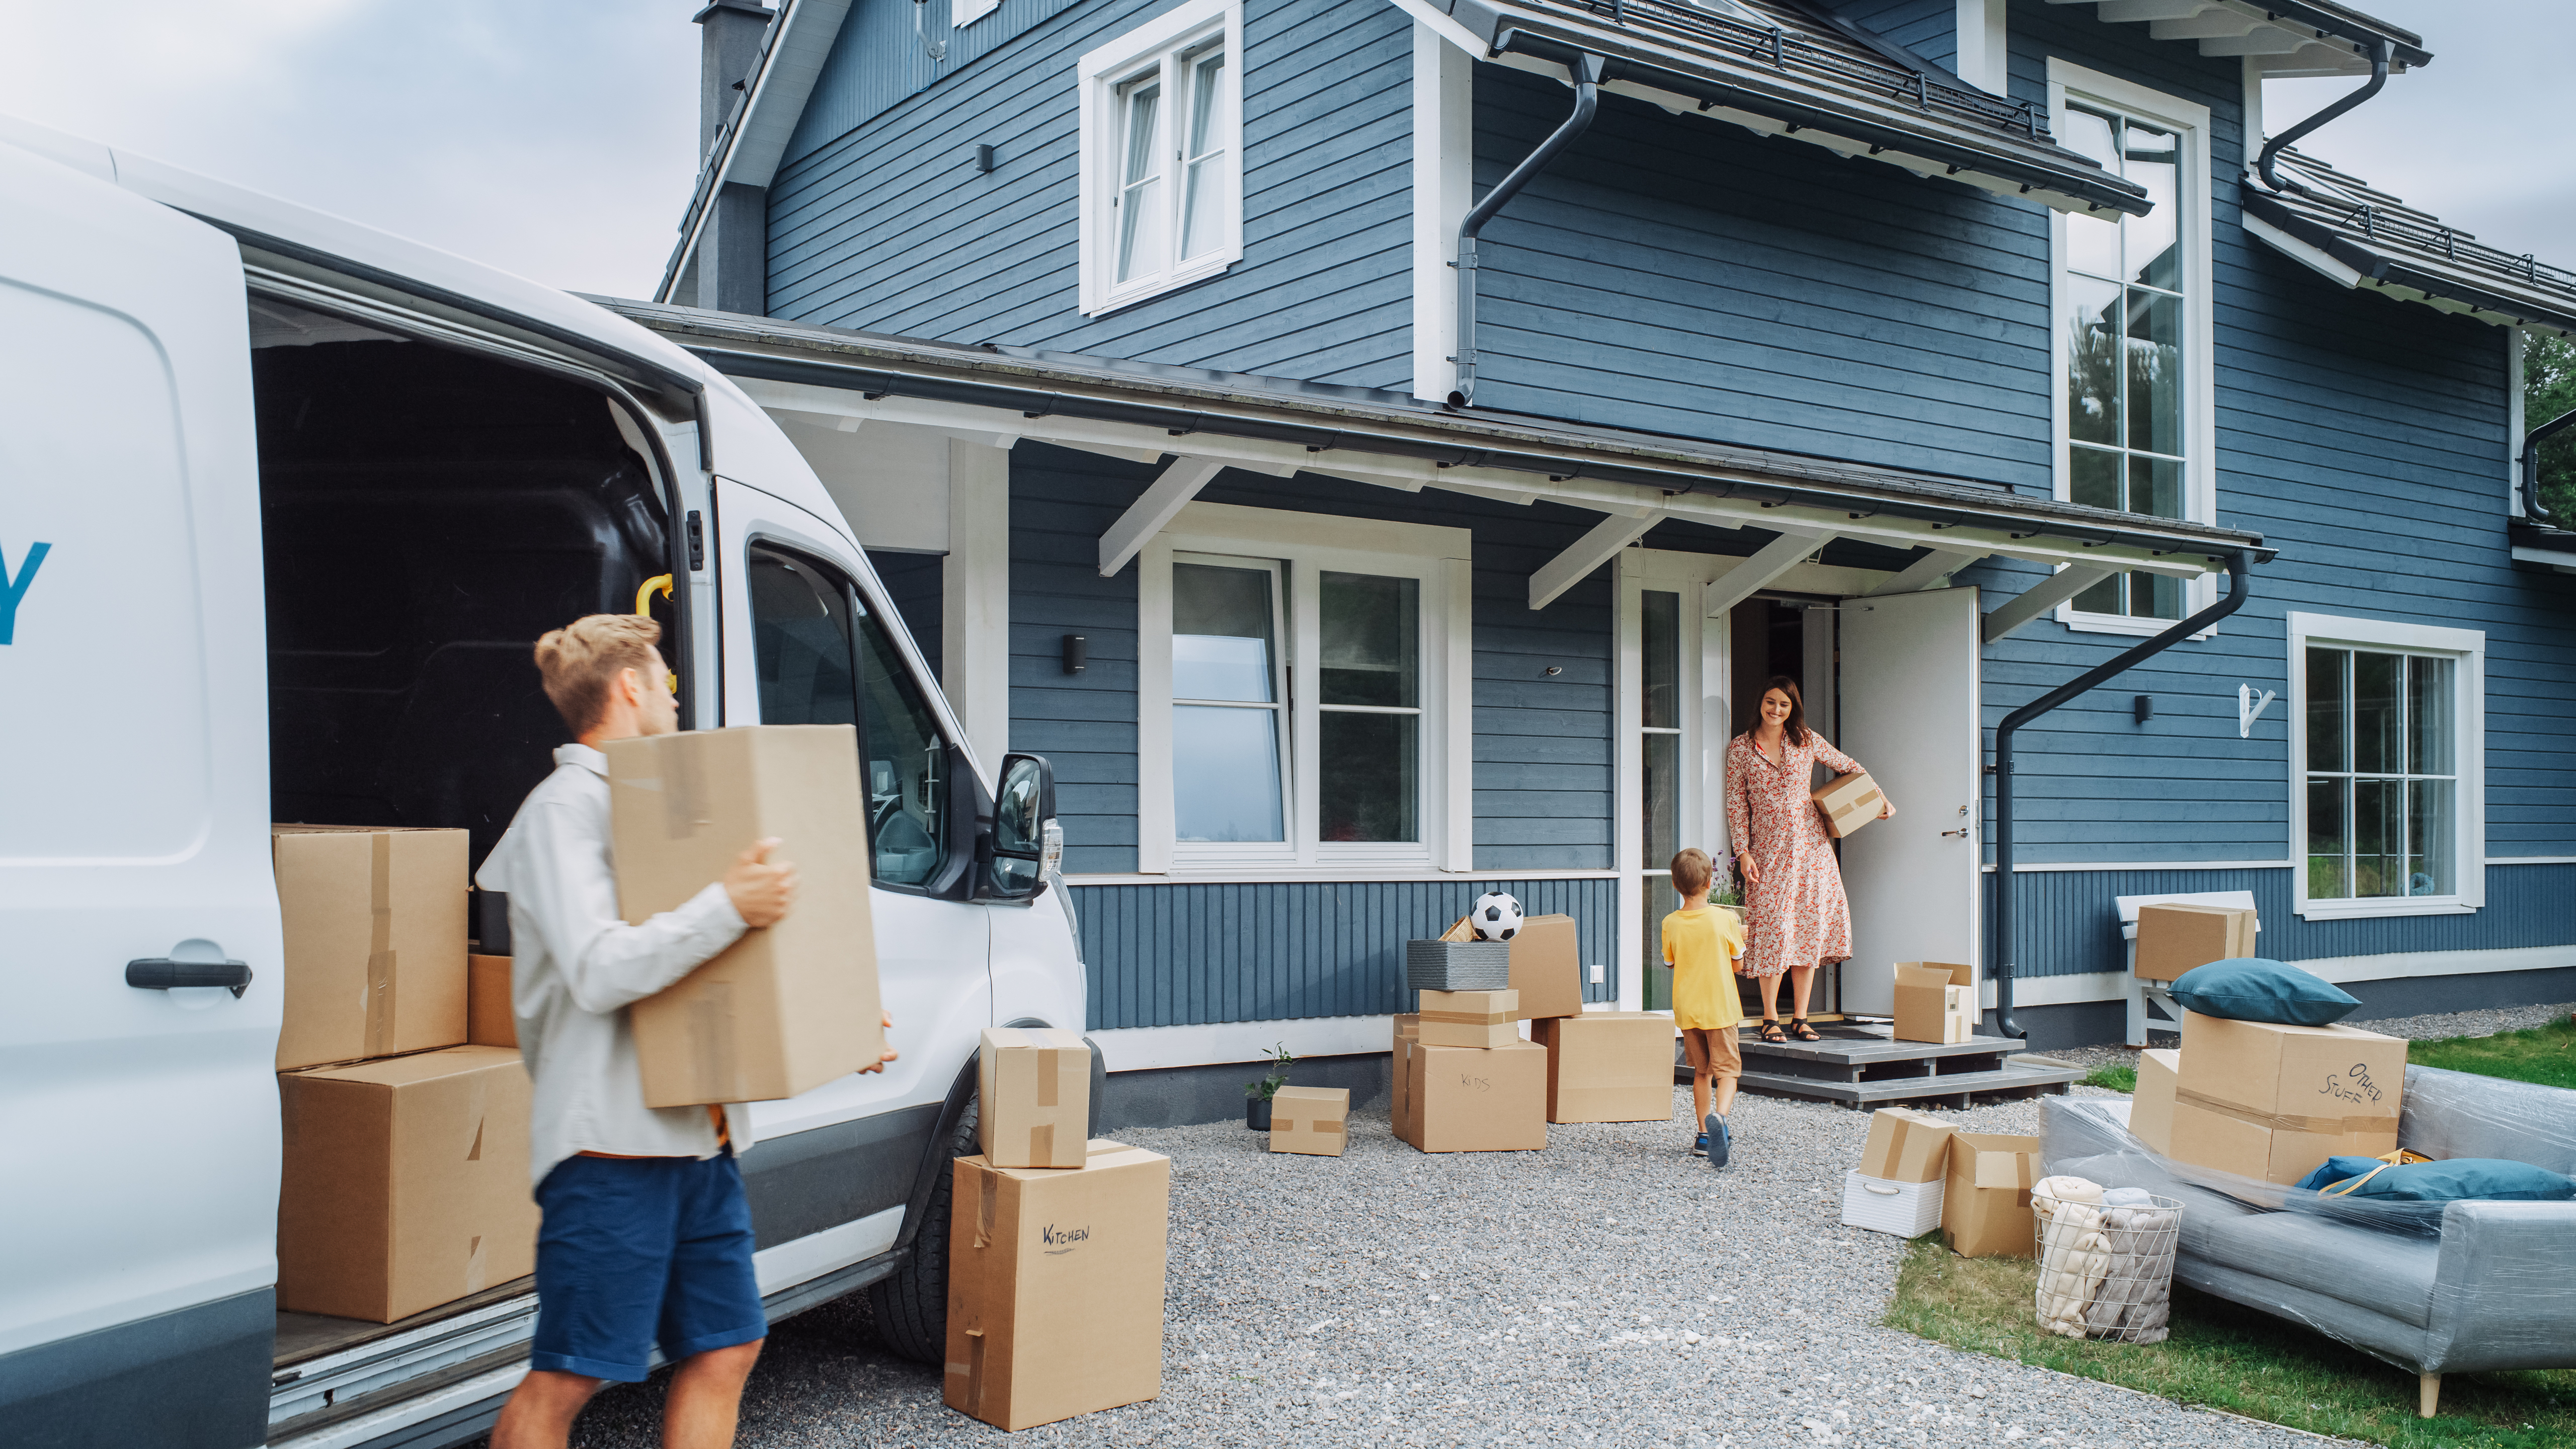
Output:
[1746, 674, 1809, 747]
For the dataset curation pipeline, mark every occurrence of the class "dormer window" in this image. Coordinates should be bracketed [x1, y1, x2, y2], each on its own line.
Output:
[1079, 0, 1244, 313]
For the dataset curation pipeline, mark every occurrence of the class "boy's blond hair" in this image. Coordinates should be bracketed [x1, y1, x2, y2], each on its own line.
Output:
[534, 614, 662, 736]
[1669, 847, 1713, 897]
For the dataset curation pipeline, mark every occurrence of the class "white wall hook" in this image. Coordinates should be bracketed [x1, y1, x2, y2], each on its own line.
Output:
[2238, 682, 2277, 739]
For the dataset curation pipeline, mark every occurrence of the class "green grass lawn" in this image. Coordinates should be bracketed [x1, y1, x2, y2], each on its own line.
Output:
[2081, 1063, 2136, 1092]
[2408, 1015, 2576, 1090]
[1886, 1236, 2576, 1446]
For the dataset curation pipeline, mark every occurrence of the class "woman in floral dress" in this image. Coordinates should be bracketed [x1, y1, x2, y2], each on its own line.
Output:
[1723, 676, 1894, 1042]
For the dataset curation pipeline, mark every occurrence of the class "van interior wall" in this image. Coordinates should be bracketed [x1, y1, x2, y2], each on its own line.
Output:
[254, 338, 670, 872]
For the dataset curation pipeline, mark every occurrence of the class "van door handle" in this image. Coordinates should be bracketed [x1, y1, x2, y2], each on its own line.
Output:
[127, 942, 253, 999]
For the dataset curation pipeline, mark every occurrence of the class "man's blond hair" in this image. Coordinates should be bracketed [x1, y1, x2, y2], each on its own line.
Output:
[534, 614, 663, 737]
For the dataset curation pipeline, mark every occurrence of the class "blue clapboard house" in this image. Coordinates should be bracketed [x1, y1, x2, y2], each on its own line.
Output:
[618, 0, 2576, 1108]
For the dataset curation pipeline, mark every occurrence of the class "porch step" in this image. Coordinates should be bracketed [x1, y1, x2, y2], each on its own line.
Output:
[1735, 1055, 2085, 1109]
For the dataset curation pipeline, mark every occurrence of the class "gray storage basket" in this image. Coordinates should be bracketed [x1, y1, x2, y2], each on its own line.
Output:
[1405, 939, 1512, 991]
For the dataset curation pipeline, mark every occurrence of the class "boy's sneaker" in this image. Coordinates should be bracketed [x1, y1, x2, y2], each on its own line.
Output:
[1691, 1131, 1709, 1156]
[1706, 1113, 1732, 1169]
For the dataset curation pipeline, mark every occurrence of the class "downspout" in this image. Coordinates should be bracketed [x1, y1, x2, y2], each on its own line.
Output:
[1990, 550, 2257, 1039]
[2521, 407, 2576, 524]
[1449, 52, 1605, 408]
[2255, 39, 2389, 195]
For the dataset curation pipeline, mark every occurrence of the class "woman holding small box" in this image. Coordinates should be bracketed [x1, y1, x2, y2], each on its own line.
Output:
[1723, 677, 1892, 1044]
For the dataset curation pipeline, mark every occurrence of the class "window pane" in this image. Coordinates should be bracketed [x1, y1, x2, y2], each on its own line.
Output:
[1640, 873, 1674, 1011]
[2408, 655, 2454, 775]
[2130, 569, 2182, 621]
[2307, 647, 2348, 772]
[1642, 590, 1679, 730]
[2353, 777, 2402, 898]
[1178, 52, 1225, 261]
[2352, 651, 2401, 775]
[747, 550, 857, 728]
[1172, 561, 1275, 702]
[2125, 290, 2183, 457]
[2123, 122, 2180, 291]
[854, 603, 952, 886]
[1173, 703, 1283, 841]
[2065, 275, 2124, 446]
[2128, 453, 2183, 519]
[2307, 777, 2348, 900]
[2409, 778, 2454, 896]
[2062, 109, 2122, 280]
[1319, 710, 1417, 842]
[2069, 445, 2121, 512]
[1644, 731, 1679, 869]
[1115, 82, 1164, 283]
[1320, 572, 1417, 707]
[1185, 51, 1222, 155]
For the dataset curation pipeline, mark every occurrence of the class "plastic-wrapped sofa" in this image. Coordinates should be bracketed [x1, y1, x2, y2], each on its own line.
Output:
[2042, 1065, 2576, 1418]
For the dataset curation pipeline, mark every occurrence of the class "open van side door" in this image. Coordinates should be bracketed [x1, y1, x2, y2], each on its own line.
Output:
[0, 141, 280, 1446]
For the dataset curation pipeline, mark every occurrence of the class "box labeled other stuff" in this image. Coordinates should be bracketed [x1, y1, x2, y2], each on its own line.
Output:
[271, 825, 469, 1071]
[2131, 1047, 2180, 1154]
[277, 1044, 538, 1322]
[1407, 1039, 1547, 1153]
[1406, 938, 1511, 991]
[605, 725, 883, 1107]
[2169, 1011, 2403, 1184]
[1418, 989, 1518, 1048]
[1269, 1086, 1349, 1157]
[980, 1027, 1091, 1169]
[466, 954, 515, 1048]
[2135, 902, 2258, 981]
[1843, 1107, 1956, 1238]
[1506, 914, 1586, 1021]
[1892, 962, 1977, 1044]
[1943, 1131, 2041, 1259]
[1532, 1013, 1674, 1123]
[1811, 771, 1884, 839]
[945, 1140, 1171, 1431]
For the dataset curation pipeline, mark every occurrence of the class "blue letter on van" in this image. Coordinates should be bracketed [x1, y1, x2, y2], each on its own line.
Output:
[0, 541, 50, 645]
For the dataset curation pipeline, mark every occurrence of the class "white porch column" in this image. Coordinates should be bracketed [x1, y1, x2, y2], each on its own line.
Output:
[943, 440, 1012, 768]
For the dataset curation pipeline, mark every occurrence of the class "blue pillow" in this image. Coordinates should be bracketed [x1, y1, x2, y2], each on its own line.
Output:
[2168, 957, 2360, 1026]
[2296, 1156, 2576, 1202]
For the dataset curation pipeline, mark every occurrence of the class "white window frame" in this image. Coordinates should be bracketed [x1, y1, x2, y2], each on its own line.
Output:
[1138, 502, 1472, 877]
[1077, 0, 1244, 316]
[2045, 58, 2218, 638]
[954, 0, 999, 28]
[2287, 611, 2485, 920]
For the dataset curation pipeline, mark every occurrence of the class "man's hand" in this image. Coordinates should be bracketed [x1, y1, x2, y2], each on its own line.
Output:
[725, 838, 798, 928]
[861, 1010, 898, 1075]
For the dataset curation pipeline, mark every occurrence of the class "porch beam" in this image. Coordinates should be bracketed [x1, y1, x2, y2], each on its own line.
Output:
[1529, 506, 1662, 610]
[1098, 456, 1227, 577]
[1703, 527, 1836, 617]
[1981, 564, 2117, 641]
[1867, 547, 1986, 597]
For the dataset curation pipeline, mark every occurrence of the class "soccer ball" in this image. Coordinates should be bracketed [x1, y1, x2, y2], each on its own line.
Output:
[1471, 891, 1525, 941]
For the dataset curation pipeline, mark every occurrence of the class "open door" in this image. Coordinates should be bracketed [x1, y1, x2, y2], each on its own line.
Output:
[1837, 586, 1982, 1016]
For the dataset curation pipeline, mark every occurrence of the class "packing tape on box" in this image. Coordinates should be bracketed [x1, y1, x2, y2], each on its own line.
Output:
[1420, 1009, 1510, 1027]
[366, 833, 397, 1058]
[689, 981, 738, 1102]
[976, 1170, 997, 1250]
[465, 1233, 488, 1295]
[1029, 1122, 1056, 1164]
[661, 734, 712, 839]
[1037, 1046, 1061, 1107]
[1279, 1118, 1345, 1137]
[2172, 1086, 2400, 1137]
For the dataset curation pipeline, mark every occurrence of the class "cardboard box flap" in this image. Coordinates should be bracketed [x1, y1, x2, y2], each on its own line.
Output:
[1973, 1150, 2037, 1191]
[1857, 1107, 1955, 1183]
[1894, 962, 1977, 990]
[289, 1043, 523, 1088]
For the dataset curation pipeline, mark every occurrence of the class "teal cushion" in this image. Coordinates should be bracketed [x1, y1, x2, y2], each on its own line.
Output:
[2168, 957, 2359, 1026]
[2296, 1155, 2576, 1201]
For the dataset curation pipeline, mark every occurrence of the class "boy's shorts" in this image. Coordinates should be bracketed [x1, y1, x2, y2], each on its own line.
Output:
[1684, 1027, 1743, 1083]
[529, 1152, 766, 1382]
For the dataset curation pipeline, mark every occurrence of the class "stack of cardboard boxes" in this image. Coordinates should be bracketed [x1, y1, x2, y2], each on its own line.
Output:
[947, 1028, 1172, 1431]
[1839, 1104, 2042, 1259]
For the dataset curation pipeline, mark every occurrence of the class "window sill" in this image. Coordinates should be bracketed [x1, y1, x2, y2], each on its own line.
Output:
[2294, 897, 2479, 920]
[2055, 607, 2213, 640]
[1083, 251, 1240, 317]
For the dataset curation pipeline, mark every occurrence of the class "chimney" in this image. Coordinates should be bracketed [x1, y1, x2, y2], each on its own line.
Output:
[696, 1, 777, 159]
[691, 1, 777, 315]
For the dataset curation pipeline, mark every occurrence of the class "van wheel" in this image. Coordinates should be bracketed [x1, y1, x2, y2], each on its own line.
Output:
[868, 1094, 977, 1363]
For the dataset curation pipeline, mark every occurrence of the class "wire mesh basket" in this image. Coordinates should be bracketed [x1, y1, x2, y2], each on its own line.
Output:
[2032, 1187, 2184, 1344]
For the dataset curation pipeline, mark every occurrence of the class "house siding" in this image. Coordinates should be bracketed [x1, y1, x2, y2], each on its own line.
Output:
[768, 0, 1415, 387]
[1828, 0, 1959, 68]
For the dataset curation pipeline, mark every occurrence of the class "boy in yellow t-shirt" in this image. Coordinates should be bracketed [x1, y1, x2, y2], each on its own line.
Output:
[1661, 848, 1747, 1166]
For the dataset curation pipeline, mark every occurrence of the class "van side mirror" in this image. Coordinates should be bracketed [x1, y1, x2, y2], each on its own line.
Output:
[979, 753, 1056, 901]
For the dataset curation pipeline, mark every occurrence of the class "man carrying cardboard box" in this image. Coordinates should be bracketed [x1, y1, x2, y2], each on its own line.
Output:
[477, 615, 892, 1449]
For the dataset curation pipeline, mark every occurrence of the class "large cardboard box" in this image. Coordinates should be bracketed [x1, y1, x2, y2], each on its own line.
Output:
[1532, 1013, 1674, 1123]
[605, 726, 884, 1107]
[2135, 903, 2259, 981]
[945, 1140, 1170, 1431]
[1269, 1085, 1349, 1156]
[2169, 1012, 2403, 1183]
[277, 1044, 538, 1322]
[1506, 914, 1586, 1021]
[2131, 1048, 2180, 1154]
[1857, 1106, 1956, 1183]
[1418, 989, 1518, 1048]
[270, 826, 469, 1071]
[979, 1027, 1091, 1169]
[1893, 962, 1978, 1044]
[1408, 1040, 1547, 1152]
[1811, 771, 1885, 839]
[466, 954, 516, 1049]
[1942, 1131, 2041, 1259]
[1392, 1015, 1419, 1143]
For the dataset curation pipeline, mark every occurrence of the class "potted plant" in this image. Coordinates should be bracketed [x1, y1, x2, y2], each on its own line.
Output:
[1244, 1042, 1294, 1129]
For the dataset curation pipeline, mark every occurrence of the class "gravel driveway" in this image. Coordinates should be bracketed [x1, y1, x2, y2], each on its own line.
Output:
[533, 1084, 2353, 1449]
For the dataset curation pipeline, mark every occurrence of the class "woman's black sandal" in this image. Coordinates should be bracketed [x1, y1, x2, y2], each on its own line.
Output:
[1757, 1020, 1788, 1044]
[1789, 1018, 1823, 1042]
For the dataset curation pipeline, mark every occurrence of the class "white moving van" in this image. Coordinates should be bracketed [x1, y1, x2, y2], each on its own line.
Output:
[0, 119, 1092, 1449]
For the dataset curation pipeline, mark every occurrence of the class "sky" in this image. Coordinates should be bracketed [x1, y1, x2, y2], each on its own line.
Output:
[0, 0, 2566, 299]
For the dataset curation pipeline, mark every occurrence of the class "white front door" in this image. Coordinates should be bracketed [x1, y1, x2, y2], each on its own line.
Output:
[1837, 586, 1984, 1016]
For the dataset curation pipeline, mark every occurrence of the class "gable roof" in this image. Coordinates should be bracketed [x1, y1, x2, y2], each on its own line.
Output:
[659, 0, 853, 304]
[2242, 148, 2576, 339]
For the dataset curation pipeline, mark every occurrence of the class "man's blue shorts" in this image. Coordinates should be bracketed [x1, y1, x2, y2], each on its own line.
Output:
[529, 1152, 767, 1382]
